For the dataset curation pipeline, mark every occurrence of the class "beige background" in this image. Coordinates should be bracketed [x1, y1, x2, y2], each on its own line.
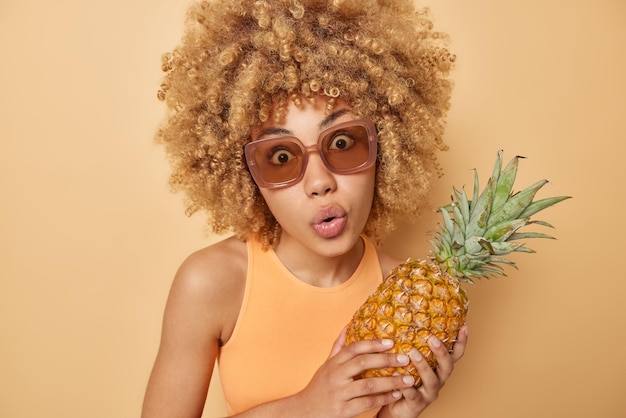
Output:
[1, 0, 624, 417]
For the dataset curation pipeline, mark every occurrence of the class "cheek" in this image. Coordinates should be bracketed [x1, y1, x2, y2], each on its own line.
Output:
[362, 171, 377, 212]
[259, 188, 296, 218]
[358, 167, 376, 195]
[341, 170, 376, 206]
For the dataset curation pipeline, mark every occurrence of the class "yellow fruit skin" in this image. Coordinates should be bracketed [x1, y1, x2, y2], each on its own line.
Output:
[345, 259, 469, 385]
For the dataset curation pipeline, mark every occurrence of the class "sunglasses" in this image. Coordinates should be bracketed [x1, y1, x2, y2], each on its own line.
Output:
[244, 119, 378, 189]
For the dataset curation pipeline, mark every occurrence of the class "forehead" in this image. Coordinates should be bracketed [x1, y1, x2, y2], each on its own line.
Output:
[253, 96, 355, 139]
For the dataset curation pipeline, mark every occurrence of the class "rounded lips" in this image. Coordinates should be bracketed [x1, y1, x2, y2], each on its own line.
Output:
[311, 205, 347, 238]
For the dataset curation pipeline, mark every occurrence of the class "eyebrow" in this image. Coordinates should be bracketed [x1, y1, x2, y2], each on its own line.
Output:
[320, 108, 352, 129]
[257, 108, 353, 138]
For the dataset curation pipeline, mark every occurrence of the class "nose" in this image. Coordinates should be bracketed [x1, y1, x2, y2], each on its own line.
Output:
[302, 150, 337, 196]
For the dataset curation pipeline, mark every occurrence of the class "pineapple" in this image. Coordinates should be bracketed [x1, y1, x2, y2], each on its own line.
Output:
[345, 150, 570, 384]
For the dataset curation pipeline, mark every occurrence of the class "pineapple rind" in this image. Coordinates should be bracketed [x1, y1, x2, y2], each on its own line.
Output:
[345, 259, 469, 383]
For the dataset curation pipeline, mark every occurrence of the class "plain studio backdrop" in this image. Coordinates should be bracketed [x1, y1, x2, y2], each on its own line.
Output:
[1, 0, 624, 417]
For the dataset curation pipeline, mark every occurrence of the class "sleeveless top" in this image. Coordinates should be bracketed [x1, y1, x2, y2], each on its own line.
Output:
[218, 236, 383, 417]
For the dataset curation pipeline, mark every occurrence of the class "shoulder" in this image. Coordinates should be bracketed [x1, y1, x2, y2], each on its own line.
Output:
[166, 235, 248, 343]
[175, 235, 248, 292]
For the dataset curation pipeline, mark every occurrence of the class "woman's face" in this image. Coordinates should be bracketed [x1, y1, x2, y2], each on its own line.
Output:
[251, 97, 376, 259]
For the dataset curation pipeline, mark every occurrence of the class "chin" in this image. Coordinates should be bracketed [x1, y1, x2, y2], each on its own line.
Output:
[313, 230, 362, 256]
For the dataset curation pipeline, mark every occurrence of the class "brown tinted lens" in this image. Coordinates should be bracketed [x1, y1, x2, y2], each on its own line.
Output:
[320, 125, 371, 170]
[251, 138, 304, 184]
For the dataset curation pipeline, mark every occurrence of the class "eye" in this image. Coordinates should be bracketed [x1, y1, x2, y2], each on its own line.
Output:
[268, 146, 296, 165]
[328, 133, 355, 151]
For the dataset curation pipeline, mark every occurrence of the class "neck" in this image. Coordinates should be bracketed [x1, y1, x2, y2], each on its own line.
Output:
[272, 236, 365, 288]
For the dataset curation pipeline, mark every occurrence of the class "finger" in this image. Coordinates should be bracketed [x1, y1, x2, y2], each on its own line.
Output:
[450, 325, 469, 362]
[348, 374, 416, 399]
[328, 326, 348, 358]
[392, 372, 421, 402]
[345, 389, 405, 416]
[342, 350, 414, 380]
[398, 385, 419, 402]
[334, 338, 394, 364]
[396, 380, 430, 418]
[409, 349, 440, 403]
[428, 335, 454, 382]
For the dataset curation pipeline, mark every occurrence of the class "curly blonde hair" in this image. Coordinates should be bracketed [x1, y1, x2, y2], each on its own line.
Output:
[157, 0, 454, 247]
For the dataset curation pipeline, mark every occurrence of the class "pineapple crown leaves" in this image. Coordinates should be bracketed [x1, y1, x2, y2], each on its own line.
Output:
[430, 150, 571, 284]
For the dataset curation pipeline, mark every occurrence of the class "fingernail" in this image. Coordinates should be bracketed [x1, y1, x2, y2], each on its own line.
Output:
[382, 339, 394, 347]
[397, 354, 409, 365]
[411, 349, 423, 362]
[402, 375, 415, 385]
[428, 336, 442, 348]
[392, 390, 402, 399]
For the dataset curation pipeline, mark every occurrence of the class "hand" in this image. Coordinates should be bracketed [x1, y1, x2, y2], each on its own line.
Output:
[377, 325, 469, 418]
[293, 327, 418, 418]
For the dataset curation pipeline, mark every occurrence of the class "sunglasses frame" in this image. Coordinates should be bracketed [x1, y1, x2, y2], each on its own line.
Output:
[244, 118, 378, 189]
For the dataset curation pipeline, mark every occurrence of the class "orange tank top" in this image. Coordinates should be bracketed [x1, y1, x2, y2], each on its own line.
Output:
[218, 236, 383, 417]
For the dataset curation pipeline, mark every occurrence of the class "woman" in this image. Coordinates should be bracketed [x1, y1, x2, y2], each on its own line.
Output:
[143, 1, 467, 417]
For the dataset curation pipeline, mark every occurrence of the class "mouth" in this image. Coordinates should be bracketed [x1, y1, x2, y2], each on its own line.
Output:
[313, 206, 345, 224]
[312, 206, 347, 238]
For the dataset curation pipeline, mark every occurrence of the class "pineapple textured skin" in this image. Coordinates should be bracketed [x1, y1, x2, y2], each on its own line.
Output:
[345, 259, 468, 383]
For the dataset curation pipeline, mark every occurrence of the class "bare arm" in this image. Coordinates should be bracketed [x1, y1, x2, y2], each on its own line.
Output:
[142, 237, 246, 418]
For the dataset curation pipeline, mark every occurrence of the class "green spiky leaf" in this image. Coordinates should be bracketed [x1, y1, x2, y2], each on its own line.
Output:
[431, 150, 571, 283]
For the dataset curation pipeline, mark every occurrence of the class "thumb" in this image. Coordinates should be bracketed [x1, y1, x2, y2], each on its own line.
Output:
[329, 326, 348, 358]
